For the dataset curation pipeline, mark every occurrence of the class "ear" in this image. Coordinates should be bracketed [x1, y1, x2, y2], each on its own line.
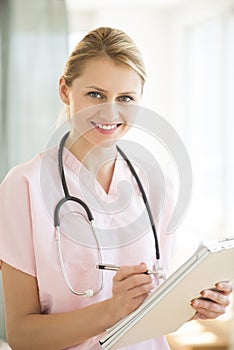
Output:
[59, 76, 70, 105]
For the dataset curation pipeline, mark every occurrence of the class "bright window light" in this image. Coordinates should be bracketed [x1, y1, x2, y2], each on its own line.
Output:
[175, 331, 217, 345]
[68, 32, 86, 53]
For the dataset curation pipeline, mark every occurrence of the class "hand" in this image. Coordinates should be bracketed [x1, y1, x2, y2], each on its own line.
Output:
[190, 281, 233, 320]
[110, 263, 154, 321]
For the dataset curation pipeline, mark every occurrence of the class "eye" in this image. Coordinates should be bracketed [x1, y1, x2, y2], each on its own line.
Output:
[88, 91, 103, 99]
[118, 95, 134, 103]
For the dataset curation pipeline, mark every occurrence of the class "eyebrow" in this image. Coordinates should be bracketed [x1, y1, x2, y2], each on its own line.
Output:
[85, 85, 138, 95]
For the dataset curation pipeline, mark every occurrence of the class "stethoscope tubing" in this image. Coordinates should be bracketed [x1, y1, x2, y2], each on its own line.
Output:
[54, 195, 94, 227]
[116, 145, 160, 261]
[54, 131, 161, 296]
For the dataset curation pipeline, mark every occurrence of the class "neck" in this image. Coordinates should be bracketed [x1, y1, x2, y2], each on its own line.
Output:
[66, 132, 118, 193]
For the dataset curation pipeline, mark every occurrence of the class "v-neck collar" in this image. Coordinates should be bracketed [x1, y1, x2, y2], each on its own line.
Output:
[62, 146, 121, 201]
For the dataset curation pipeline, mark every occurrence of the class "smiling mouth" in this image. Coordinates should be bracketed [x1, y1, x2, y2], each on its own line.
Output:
[91, 121, 122, 130]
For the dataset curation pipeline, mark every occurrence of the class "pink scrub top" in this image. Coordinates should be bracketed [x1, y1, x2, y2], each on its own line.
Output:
[0, 143, 175, 350]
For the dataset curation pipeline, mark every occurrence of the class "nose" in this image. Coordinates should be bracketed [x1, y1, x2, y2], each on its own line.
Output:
[99, 102, 120, 122]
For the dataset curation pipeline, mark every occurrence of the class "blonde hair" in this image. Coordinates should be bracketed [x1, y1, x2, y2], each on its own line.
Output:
[63, 27, 146, 88]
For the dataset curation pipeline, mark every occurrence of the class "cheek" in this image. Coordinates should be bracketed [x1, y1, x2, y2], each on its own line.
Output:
[69, 106, 97, 136]
[121, 124, 131, 137]
[69, 93, 87, 115]
[118, 102, 139, 124]
[69, 100, 81, 116]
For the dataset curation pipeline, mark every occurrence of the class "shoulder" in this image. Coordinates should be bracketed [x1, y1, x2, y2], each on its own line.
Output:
[1, 148, 57, 190]
[5, 154, 41, 177]
[0, 158, 40, 210]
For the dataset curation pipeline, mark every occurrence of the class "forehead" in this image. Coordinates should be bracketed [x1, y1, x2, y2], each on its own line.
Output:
[74, 57, 142, 93]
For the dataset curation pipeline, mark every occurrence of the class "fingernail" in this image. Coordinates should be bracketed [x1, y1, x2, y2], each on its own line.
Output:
[140, 262, 147, 268]
[202, 290, 210, 297]
[139, 262, 147, 271]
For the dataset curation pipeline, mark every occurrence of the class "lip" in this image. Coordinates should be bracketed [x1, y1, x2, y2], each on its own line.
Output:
[90, 121, 123, 134]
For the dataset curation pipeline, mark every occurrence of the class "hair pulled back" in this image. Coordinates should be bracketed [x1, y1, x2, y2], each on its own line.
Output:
[63, 27, 146, 88]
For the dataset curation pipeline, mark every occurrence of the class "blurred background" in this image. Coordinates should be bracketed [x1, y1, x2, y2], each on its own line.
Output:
[0, 0, 233, 348]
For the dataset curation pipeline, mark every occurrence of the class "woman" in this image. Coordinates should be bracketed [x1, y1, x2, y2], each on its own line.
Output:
[0, 27, 232, 350]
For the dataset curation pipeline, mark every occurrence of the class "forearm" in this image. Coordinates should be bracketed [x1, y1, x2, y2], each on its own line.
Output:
[3, 262, 153, 350]
[7, 298, 117, 350]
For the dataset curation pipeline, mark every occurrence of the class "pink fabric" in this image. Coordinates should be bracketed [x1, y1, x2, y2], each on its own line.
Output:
[0, 145, 175, 350]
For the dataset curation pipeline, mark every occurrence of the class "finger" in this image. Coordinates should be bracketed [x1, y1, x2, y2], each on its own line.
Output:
[113, 263, 148, 282]
[116, 273, 151, 295]
[200, 290, 230, 307]
[129, 281, 154, 299]
[196, 311, 219, 320]
[193, 306, 225, 320]
[191, 298, 226, 316]
[215, 281, 233, 295]
[127, 293, 150, 311]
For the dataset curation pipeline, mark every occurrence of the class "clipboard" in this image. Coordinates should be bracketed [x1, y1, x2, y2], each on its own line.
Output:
[99, 237, 234, 349]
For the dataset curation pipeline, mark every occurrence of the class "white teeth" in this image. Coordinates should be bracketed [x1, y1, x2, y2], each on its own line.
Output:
[95, 123, 118, 130]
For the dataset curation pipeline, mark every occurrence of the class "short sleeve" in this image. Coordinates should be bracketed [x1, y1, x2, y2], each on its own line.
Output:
[0, 166, 36, 276]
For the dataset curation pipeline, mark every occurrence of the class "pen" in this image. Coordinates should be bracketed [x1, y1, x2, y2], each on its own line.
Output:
[96, 264, 158, 275]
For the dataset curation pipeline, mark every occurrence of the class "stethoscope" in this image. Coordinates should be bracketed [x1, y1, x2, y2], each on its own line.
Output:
[54, 131, 163, 297]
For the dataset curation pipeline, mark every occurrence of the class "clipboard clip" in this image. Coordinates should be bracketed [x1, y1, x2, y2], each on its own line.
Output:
[204, 237, 234, 252]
